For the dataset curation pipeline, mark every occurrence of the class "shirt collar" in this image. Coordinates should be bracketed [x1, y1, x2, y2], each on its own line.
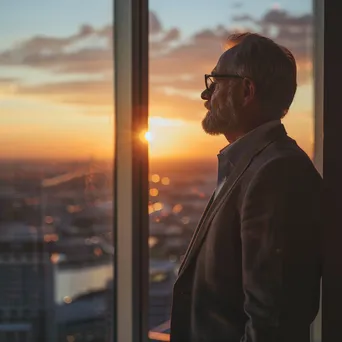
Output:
[218, 120, 281, 167]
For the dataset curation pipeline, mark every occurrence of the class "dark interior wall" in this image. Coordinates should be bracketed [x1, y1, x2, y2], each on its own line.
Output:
[322, 1, 342, 341]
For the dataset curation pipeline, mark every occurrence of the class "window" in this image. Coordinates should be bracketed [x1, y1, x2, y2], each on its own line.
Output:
[0, 1, 115, 341]
[0, 1, 325, 341]
[148, 0, 320, 340]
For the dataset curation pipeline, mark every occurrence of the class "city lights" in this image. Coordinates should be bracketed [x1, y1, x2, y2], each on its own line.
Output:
[161, 177, 170, 185]
[172, 204, 183, 214]
[151, 174, 160, 183]
[153, 202, 164, 211]
[150, 188, 159, 197]
[63, 296, 72, 304]
[50, 253, 60, 264]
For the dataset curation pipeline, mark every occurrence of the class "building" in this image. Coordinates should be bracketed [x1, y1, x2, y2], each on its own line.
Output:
[0, 223, 55, 342]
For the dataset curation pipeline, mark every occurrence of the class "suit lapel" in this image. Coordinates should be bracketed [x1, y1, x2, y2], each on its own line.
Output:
[178, 190, 215, 274]
[214, 176, 227, 199]
[177, 124, 287, 279]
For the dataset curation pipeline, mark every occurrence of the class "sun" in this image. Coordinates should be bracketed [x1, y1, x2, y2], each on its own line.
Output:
[144, 131, 153, 141]
[139, 130, 154, 143]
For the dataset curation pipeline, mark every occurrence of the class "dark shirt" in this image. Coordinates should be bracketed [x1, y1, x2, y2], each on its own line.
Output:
[215, 120, 280, 198]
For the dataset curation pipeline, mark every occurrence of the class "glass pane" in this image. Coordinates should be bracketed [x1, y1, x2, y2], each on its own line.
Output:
[0, 1, 115, 341]
[148, 0, 318, 341]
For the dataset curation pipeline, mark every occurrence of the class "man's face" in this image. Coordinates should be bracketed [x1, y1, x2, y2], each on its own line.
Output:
[201, 52, 244, 136]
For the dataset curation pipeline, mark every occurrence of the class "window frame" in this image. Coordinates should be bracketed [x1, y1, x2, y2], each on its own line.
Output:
[312, 0, 324, 340]
[114, 0, 149, 341]
[113, 0, 336, 341]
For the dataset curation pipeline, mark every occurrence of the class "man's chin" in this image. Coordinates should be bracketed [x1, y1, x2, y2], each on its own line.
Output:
[201, 112, 223, 136]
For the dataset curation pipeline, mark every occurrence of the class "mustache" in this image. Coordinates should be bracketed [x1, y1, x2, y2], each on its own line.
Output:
[204, 101, 211, 110]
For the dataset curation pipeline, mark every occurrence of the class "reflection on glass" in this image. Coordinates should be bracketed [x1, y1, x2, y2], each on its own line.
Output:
[0, 1, 114, 341]
[148, 1, 316, 341]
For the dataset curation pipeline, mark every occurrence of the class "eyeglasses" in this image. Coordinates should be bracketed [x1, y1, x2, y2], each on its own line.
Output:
[205, 73, 243, 91]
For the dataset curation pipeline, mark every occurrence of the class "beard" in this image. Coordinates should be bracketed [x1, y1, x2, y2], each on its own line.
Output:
[201, 95, 241, 136]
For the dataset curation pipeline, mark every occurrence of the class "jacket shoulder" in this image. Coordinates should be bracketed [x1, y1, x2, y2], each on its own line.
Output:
[251, 136, 319, 176]
[239, 136, 322, 197]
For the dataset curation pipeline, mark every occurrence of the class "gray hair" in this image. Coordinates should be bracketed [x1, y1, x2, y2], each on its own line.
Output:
[226, 32, 297, 119]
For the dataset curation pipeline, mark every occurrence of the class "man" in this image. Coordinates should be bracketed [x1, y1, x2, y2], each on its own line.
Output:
[170, 33, 322, 342]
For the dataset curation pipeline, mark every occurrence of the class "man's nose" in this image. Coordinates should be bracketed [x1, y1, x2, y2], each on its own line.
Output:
[201, 88, 211, 100]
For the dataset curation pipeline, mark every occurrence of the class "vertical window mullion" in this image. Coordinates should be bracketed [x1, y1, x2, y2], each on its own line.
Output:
[114, 0, 149, 341]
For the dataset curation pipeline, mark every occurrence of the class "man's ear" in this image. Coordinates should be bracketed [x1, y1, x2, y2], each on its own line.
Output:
[242, 78, 256, 106]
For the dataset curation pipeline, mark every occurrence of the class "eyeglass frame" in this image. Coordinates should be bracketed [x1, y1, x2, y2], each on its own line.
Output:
[204, 73, 244, 91]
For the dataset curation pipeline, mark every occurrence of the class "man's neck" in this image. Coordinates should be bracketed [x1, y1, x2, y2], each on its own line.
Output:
[224, 120, 280, 144]
[224, 132, 243, 144]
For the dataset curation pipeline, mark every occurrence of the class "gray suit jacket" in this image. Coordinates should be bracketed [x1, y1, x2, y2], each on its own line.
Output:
[170, 123, 322, 342]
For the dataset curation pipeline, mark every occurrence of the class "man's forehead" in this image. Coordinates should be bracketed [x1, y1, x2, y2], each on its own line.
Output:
[213, 44, 239, 73]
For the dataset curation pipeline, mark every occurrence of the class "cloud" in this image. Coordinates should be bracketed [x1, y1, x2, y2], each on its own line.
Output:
[149, 14, 181, 57]
[1, 9, 313, 118]
[149, 12, 163, 34]
[261, 9, 312, 27]
[2, 49, 113, 75]
[232, 14, 254, 21]
[232, 2, 243, 9]
[149, 26, 234, 80]
[9, 77, 202, 120]
[0, 24, 113, 74]
[0, 77, 17, 84]
[163, 28, 181, 43]
[232, 9, 313, 59]
[16, 79, 114, 107]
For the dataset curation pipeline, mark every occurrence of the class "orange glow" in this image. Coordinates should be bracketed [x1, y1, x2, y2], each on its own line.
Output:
[0, 14, 314, 161]
[148, 331, 170, 342]
[94, 248, 103, 257]
[67, 205, 82, 213]
[153, 202, 164, 211]
[148, 236, 159, 248]
[50, 253, 60, 264]
[172, 204, 183, 214]
[44, 234, 59, 242]
[151, 174, 160, 183]
[161, 177, 170, 185]
[0, 111, 313, 160]
[148, 204, 155, 214]
[150, 188, 159, 197]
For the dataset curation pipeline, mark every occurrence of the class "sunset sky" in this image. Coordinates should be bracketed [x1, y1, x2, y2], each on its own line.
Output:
[0, 0, 314, 160]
